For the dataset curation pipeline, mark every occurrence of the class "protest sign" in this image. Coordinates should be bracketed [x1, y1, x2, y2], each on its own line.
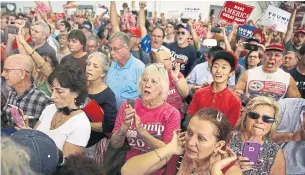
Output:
[219, 1, 254, 25]
[260, 5, 291, 33]
[167, 10, 180, 19]
[237, 24, 256, 39]
[183, 5, 200, 19]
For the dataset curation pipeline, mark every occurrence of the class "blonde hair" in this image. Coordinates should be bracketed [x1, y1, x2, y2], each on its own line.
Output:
[137, 63, 169, 101]
[235, 96, 280, 137]
[1, 138, 35, 175]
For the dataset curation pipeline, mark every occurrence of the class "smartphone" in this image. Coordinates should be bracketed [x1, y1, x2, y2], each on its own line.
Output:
[244, 43, 258, 51]
[7, 25, 18, 35]
[242, 141, 261, 163]
[211, 27, 221, 34]
[8, 104, 25, 126]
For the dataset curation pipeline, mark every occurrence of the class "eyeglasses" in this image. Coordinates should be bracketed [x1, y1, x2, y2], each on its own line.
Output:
[177, 31, 186, 36]
[109, 46, 125, 52]
[2, 68, 30, 74]
[86, 45, 97, 49]
[247, 111, 275, 124]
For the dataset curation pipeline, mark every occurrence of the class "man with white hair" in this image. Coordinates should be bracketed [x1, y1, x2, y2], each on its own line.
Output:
[105, 32, 145, 109]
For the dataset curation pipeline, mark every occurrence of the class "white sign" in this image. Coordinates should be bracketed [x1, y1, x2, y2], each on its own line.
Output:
[183, 5, 201, 19]
[260, 5, 291, 33]
[167, 10, 180, 19]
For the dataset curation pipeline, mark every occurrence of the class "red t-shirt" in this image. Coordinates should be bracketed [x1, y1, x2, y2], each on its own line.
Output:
[166, 70, 184, 118]
[112, 98, 181, 175]
[12, 37, 33, 50]
[187, 83, 241, 127]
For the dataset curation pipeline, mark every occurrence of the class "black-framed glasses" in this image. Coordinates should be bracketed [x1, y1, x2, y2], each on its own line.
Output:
[247, 111, 275, 124]
[2, 68, 29, 74]
[177, 31, 186, 36]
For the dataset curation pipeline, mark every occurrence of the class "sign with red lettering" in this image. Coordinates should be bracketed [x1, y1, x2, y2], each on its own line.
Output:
[219, 1, 254, 25]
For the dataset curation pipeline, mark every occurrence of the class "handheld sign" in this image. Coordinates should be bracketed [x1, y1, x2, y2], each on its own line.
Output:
[237, 24, 256, 39]
[260, 5, 291, 33]
[183, 5, 201, 19]
[219, 1, 254, 25]
[167, 10, 180, 19]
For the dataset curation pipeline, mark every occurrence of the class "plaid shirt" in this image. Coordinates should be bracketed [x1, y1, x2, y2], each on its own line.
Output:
[1, 85, 52, 128]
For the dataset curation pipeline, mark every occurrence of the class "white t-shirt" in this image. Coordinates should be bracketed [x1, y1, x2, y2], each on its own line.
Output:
[36, 104, 91, 150]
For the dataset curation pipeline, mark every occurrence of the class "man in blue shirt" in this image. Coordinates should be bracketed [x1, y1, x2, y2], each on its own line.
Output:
[105, 32, 145, 109]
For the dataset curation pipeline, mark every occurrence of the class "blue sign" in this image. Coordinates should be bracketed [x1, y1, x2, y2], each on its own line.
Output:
[237, 25, 256, 39]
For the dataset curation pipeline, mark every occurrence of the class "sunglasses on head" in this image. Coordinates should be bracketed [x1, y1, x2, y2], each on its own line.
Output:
[247, 111, 275, 124]
[177, 31, 185, 36]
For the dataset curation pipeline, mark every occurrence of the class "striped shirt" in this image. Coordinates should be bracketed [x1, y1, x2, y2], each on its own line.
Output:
[105, 54, 145, 109]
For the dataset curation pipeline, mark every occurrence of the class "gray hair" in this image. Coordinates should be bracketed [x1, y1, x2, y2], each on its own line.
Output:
[87, 34, 100, 46]
[34, 21, 50, 36]
[137, 63, 169, 101]
[109, 32, 131, 50]
[87, 52, 111, 77]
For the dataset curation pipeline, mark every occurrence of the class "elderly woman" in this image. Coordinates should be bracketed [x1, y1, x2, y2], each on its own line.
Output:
[244, 51, 262, 70]
[229, 96, 285, 175]
[121, 108, 242, 175]
[153, 51, 189, 118]
[85, 52, 117, 159]
[110, 63, 181, 175]
[17, 63, 91, 156]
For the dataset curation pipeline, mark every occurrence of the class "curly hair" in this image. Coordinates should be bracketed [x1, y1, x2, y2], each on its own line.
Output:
[54, 154, 105, 175]
[47, 63, 88, 106]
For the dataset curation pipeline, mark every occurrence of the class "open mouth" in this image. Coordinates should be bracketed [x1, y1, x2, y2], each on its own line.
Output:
[215, 74, 223, 79]
[267, 62, 275, 68]
[143, 90, 151, 96]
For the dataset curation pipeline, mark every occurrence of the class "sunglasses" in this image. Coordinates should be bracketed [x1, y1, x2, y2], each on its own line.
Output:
[247, 112, 275, 124]
[177, 31, 185, 36]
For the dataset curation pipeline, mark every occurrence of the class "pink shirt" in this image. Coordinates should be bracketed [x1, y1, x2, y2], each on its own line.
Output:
[112, 98, 180, 175]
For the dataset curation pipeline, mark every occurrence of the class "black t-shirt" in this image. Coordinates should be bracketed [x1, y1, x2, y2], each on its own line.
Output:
[60, 53, 88, 72]
[86, 87, 118, 147]
[289, 67, 305, 98]
[167, 42, 197, 77]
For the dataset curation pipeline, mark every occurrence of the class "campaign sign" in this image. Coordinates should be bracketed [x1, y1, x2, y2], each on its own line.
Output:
[260, 5, 291, 33]
[219, 1, 254, 25]
[183, 5, 201, 19]
[237, 24, 256, 39]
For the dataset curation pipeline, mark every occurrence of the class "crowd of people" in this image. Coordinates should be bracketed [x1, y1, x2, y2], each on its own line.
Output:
[1, 1, 305, 175]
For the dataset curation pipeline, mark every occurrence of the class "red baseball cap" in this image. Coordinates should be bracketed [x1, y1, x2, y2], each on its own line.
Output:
[124, 27, 141, 38]
[295, 27, 305, 35]
[265, 43, 285, 52]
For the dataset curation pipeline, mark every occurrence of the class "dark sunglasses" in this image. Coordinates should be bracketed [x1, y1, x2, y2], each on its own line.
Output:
[177, 31, 185, 36]
[247, 112, 275, 124]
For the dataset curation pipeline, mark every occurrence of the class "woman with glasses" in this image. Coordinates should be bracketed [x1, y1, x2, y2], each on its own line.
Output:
[229, 96, 285, 175]
[121, 108, 242, 175]
[244, 51, 262, 70]
[109, 63, 181, 175]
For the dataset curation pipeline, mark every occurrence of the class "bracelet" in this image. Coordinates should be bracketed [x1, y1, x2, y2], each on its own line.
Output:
[154, 149, 162, 161]
[29, 49, 35, 56]
[117, 127, 126, 137]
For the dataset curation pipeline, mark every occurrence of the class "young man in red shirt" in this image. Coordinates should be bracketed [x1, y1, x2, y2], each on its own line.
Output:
[187, 51, 241, 127]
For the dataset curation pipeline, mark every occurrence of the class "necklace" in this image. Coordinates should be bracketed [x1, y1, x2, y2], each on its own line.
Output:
[51, 113, 65, 129]
[191, 168, 195, 175]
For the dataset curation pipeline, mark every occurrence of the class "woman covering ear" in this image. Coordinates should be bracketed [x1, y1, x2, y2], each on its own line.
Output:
[85, 52, 118, 159]
[121, 108, 242, 175]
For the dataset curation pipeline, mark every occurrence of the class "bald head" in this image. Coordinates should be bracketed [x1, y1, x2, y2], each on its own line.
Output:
[153, 51, 171, 63]
[6, 54, 34, 73]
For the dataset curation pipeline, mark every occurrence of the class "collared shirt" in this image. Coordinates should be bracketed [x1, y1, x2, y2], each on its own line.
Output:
[105, 54, 145, 109]
[187, 83, 241, 127]
[2, 85, 52, 128]
[284, 40, 302, 54]
[187, 62, 236, 93]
